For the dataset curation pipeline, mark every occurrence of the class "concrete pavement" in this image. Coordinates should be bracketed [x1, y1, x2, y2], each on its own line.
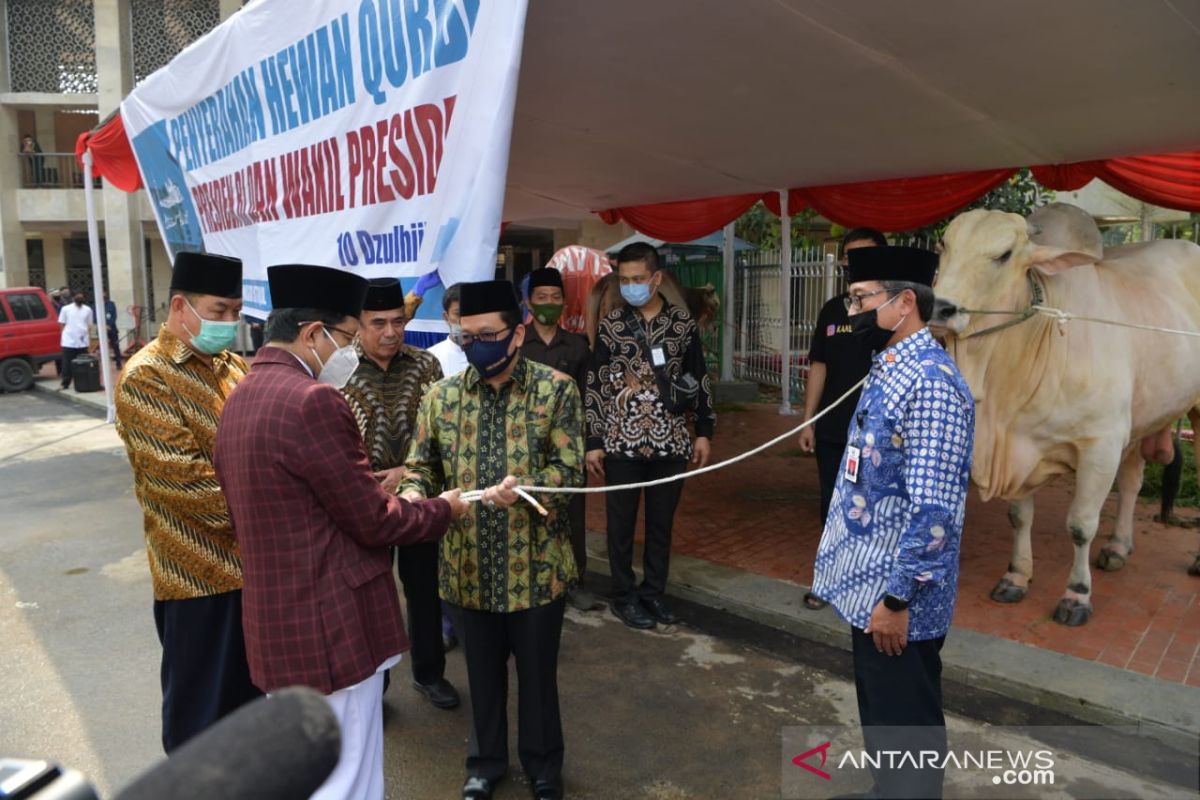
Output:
[2, 389, 1196, 799]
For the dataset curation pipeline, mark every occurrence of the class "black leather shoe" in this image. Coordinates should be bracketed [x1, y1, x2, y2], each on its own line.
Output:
[611, 600, 656, 629]
[413, 677, 460, 709]
[532, 779, 564, 800]
[462, 776, 499, 799]
[640, 596, 679, 625]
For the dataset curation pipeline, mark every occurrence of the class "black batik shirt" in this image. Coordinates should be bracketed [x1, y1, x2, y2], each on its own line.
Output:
[586, 298, 715, 460]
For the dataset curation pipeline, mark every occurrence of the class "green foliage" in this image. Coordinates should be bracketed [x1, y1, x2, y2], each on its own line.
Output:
[1139, 439, 1199, 508]
[898, 168, 1055, 243]
[735, 202, 823, 250]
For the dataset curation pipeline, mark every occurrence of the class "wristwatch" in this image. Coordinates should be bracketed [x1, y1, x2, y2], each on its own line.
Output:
[883, 594, 909, 612]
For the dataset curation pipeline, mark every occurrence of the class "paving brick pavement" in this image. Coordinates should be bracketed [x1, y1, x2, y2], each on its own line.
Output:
[585, 402, 1200, 687]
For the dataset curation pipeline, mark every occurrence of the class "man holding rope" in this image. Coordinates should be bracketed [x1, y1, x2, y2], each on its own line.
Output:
[401, 279, 582, 800]
[811, 246, 974, 800]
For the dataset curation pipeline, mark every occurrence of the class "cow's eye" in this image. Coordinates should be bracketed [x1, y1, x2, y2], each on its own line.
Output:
[994, 249, 1012, 263]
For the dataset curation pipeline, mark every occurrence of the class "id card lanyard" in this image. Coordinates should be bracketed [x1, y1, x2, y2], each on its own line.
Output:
[844, 409, 866, 484]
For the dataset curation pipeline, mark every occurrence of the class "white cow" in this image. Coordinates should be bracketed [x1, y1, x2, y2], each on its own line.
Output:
[930, 207, 1200, 625]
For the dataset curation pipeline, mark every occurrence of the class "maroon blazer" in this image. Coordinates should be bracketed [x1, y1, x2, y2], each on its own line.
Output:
[214, 346, 451, 694]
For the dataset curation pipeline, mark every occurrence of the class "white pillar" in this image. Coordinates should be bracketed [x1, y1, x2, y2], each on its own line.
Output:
[720, 222, 735, 381]
[779, 191, 794, 415]
[95, 0, 147, 335]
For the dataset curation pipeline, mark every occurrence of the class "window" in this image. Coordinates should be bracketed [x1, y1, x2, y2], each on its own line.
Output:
[0, 302, 9, 323]
[8, 293, 49, 321]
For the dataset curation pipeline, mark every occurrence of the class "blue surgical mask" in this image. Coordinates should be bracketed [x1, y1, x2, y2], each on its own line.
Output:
[463, 328, 517, 378]
[621, 282, 653, 307]
[184, 298, 239, 355]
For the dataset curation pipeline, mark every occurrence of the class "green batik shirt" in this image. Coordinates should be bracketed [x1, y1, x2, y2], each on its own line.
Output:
[400, 355, 583, 612]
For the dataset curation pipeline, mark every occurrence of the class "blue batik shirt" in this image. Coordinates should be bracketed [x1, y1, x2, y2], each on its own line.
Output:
[811, 327, 975, 641]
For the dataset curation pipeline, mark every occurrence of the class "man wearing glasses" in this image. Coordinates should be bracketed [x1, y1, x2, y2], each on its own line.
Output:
[401, 279, 583, 800]
[811, 247, 974, 800]
[341, 278, 461, 711]
[798, 228, 887, 611]
[215, 264, 466, 799]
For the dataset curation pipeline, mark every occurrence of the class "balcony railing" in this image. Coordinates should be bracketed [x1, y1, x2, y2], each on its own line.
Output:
[17, 153, 101, 189]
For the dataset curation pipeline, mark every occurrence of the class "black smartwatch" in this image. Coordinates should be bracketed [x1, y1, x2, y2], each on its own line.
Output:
[883, 594, 909, 612]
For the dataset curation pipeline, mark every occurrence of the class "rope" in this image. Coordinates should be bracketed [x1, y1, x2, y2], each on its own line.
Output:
[1027, 306, 1200, 338]
[458, 375, 868, 512]
[460, 300, 1198, 514]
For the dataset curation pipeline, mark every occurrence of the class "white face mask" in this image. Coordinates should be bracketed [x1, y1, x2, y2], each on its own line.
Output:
[311, 327, 359, 388]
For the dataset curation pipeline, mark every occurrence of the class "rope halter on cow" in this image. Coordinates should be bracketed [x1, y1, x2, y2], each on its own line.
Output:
[950, 269, 1200, 340]
[954, 271, 1047, 340]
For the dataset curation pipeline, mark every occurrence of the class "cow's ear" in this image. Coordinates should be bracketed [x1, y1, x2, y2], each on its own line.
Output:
[1026, 244, 1097, 275]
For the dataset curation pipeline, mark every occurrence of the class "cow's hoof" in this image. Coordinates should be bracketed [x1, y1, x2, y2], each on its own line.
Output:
[990, 577, 1028, 604]
[1052, 598, 1092, 626]
[1188, 555, 1200, 577]
[1096, 547, 1128, 572]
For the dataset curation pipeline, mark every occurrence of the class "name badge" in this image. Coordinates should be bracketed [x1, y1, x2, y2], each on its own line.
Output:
[844, 446, 861, 483]
[650, 346, 666, 367]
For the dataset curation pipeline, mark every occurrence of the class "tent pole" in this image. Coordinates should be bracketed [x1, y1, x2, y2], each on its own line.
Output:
[83, 149, 116, 424]
[720, 222, 735, 381]
[779, 190, 795, 415]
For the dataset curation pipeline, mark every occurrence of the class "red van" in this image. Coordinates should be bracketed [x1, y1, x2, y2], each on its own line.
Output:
[0, 287, 62, 392]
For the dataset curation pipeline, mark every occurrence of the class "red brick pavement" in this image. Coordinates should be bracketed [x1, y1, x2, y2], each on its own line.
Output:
[586, 403, 1200, 686]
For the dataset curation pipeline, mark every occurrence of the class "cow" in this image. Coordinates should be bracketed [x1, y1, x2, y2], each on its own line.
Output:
[930, 206, 1200, 625]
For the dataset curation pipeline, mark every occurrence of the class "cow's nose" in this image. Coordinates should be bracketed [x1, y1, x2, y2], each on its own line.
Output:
[933, 299, 958, 320]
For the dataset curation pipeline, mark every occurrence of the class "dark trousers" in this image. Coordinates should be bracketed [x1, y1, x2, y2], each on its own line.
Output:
[815, 438, 846, 524]
[604, 457, 687, 604]
[851, 627, 947, 799]
[568, 492, 587, 580]
[395, 541, 445, 686]
[153, 590, 262, 753]
[107, 328, 123, 368]
[60, 346, 86, 388]
[457, 599, 566, 786]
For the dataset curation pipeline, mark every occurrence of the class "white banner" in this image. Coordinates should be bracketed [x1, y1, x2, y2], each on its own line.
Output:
[121, 0, 527, 329]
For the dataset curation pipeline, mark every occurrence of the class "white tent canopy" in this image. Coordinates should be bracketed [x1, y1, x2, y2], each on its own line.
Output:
[504, 0, 1200, 226]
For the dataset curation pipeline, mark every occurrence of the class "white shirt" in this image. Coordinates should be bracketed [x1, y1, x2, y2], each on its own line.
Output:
[58, 303, 93, 348]
[428, 337, 468, 378]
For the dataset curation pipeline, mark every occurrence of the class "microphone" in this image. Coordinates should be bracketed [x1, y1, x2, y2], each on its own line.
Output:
[114, 687, 340, 800]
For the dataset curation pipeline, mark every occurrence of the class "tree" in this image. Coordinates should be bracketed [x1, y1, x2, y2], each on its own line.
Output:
[734, 202, 822, 250]
[895, 169, 1055, 244]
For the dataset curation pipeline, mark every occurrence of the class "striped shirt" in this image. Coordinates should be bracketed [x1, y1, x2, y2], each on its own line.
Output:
[115, 325, 247, 601]
[811, 328, 974, 640]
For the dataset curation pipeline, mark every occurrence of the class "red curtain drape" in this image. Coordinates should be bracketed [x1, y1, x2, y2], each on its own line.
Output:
[75, 115, 142, 192]
[597, 152, 1200, 238]
[598, 193, 761, 241]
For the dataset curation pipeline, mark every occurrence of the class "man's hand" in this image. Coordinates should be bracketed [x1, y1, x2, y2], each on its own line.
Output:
[586, 449, 606, 480]
[481, 475, 521, 510]
[438, 487, 470, 520]
[691, 437, 711, 468]
[864, 600, 909, 656]
[400, 489, 424, 503]
[373, 466, 407, 494]
[798, 426, 815, 454]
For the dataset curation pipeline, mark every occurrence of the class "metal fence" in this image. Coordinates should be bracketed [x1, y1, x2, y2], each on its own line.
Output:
[729, 222, 1196, 406]
[17, 153, 100, 189]
[732, 246, 839, 402]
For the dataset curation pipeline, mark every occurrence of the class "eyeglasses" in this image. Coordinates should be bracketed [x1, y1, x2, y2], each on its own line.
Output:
[299, 322, 358, 345]
[843, 289, 890, 311]
[458, 326, 511, 347]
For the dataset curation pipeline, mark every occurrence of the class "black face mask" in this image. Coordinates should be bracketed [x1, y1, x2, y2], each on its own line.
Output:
[847, 308, 895, 353]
